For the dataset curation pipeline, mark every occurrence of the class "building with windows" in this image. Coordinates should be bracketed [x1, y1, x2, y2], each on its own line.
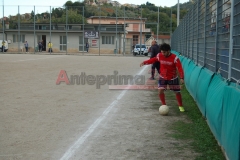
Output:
[3, 16, 154, 54]
[87, 16, 151, 53]
[3, 23, 125, 54]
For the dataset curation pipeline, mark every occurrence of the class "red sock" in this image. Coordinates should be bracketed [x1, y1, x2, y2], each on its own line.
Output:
[159, 93, 166, 105]
[176, 92, 183, 106]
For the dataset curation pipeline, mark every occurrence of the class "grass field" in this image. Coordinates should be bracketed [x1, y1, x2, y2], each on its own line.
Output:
[155, 85, 226, 160]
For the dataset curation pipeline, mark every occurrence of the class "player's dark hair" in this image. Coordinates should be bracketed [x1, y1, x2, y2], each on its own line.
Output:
[160, 43, 171, 51]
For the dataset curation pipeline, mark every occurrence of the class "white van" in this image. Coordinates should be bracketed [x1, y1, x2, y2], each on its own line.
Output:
[0, 40, 9, 52]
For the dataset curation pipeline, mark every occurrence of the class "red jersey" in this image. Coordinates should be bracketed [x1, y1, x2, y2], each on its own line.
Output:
[143, 53, 184, 80]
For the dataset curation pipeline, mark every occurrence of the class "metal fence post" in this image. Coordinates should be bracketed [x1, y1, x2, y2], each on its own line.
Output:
[228, 0, 234, 80]
[98, 5, 101, 56]
[66, 6, 68, 55]
[2, 1, 4, 46]
[214, 0, 219, 72]
[196, 1, 199, 64]
[203, 0, 207, 66]
[50, 6, 52, 54]
[34, 6, 36, 54]
[123, 6, 126, 56]
[83, 6, 85, 55]
[18, 5, 20, 53]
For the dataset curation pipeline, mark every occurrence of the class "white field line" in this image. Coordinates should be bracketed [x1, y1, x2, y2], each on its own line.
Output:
[11, 55, 67, 62]
[59, 65, 148, 160]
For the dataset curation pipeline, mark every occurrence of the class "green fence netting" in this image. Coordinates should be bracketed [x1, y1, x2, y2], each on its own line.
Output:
[188, 65, 203, 100]
[174, 52, 240, 160]
[195, 68, 215, 116]
[182, 58, 191, 71]
[179, 57, 186, 67]
[205, 74, 227, 143]
[221, 85, 240, 160]
[172, 51, 240, 159]
[184, 61, 197, 92]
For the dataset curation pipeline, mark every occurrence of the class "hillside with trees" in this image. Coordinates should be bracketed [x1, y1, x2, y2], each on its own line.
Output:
[59, 0, 193, 34]
[6, 0, 193, 35]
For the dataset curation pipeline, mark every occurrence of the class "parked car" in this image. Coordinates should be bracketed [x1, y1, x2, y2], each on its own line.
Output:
[132, 44, 148, 56]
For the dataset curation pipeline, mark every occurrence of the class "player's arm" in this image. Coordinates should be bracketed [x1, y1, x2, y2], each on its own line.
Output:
[140, 57, 158, 67]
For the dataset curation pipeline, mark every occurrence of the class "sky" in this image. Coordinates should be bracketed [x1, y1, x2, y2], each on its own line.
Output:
[1, 0, 190, 17]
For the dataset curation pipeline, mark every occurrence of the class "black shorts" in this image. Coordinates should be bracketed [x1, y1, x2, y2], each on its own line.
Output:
[158, 77, 181, 92]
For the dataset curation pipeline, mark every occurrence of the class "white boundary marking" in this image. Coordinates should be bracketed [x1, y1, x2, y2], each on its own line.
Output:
[59, 65, 148, 160]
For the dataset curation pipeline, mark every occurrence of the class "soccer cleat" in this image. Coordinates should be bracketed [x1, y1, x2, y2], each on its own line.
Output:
[149, 77, 155, 80]
[179, 106, 185, 112]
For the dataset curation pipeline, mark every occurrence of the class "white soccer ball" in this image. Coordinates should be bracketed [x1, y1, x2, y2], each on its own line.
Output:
[159, 105, 169, 116]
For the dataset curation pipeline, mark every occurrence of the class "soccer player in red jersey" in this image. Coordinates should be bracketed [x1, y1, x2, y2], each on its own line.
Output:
[140, 43, 185, 112]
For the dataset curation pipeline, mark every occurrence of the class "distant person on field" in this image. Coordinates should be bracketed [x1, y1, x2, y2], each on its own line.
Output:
[48, 41, 53, 53]
[24, 41, 29, 53]
[2, 40, 5, 52]
[149, 40, 160, 80]
[38, 41, 42, 52]
[86, 42, 89, 52]
[140, 43, 185, 112]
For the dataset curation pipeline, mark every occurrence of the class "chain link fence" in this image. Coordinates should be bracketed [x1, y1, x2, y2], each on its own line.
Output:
[0, 5, 162, 56]
[171, 0, 240, 83]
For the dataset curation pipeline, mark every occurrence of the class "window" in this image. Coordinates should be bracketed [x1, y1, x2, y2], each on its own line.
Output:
[135, 44, 146, 48]
[133, 35, 138, 45]
[13, 34, 25, 43]
[100, 27, 106, 31]
[60, 36, 67, 51]
[102, 36, 115, 44]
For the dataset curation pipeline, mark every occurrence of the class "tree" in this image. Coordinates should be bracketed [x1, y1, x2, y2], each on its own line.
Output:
[31, 11, 35, 20]
[52, 8, 63, 19]
[64, 1, 73, 7]
[54, 9, 86, 24]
